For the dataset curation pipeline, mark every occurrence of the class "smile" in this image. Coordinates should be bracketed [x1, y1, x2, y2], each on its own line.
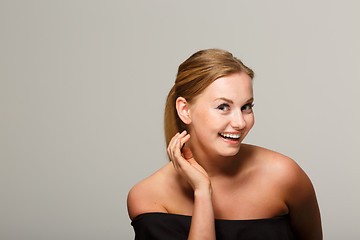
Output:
[219, 132, 241, 140]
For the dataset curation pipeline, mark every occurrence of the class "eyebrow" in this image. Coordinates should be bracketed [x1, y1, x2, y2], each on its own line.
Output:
[215, 97, 254, 104]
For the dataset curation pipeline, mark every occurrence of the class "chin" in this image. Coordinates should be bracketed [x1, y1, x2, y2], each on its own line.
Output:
[218, 146, 241, 157]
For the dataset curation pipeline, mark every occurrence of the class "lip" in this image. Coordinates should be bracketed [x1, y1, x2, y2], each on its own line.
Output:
[218, 133, 242, 145]
[219, 131, 242, 135]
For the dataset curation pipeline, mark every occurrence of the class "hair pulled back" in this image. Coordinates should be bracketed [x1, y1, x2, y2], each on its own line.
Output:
[164, 49, 254, 146]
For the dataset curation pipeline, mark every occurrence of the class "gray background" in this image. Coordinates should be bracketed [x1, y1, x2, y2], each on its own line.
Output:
[1, 0, 359, 239]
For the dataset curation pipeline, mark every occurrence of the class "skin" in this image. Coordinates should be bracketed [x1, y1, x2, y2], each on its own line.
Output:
[127, 72, 322, 239]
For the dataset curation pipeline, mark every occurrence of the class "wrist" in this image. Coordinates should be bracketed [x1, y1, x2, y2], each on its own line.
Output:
[194, 184, 212, 197]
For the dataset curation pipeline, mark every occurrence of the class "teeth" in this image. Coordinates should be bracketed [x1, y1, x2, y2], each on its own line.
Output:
[220, 133, 241, 139]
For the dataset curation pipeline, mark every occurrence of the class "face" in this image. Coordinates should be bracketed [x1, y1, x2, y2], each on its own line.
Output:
[187, 72, 254, 157]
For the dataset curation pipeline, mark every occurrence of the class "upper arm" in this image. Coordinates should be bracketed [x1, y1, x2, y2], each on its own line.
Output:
[274, 155, 322, 240]
[127, 181, 168, 220]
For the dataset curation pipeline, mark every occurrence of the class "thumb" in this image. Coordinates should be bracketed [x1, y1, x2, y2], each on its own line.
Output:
[182, 146, 194, 160]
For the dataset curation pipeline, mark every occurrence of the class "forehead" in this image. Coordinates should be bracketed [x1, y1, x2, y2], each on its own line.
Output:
[195, 72, 253, 103]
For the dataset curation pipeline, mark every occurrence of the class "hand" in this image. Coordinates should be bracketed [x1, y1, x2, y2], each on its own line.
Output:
[167, 131, 211, 192]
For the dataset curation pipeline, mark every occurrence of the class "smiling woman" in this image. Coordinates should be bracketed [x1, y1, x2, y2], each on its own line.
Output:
[127, 49, 322, 240]
[176, 72, 254, 158]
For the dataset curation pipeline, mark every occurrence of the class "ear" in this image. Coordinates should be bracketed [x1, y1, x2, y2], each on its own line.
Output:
[176, 97, 192, 125]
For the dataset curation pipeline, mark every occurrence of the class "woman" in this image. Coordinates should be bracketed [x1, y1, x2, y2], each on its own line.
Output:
[127, 49, 322, 240]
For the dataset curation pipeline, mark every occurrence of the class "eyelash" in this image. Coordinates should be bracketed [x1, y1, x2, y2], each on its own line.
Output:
[217, 103, 254, 112]
[217, 104, 230, 111]
[242, 103, 254, 112]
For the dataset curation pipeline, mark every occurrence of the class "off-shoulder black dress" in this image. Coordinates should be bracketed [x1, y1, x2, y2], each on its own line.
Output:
[131, 212, 296, 240]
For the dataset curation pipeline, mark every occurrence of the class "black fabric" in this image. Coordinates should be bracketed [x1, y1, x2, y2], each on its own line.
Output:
[131, 212, 296, 240]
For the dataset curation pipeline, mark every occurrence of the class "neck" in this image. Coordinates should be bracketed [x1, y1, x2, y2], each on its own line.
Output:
[187, 142, 245, 178]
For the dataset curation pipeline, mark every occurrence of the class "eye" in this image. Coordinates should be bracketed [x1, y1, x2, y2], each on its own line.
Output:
[217, 103, 230, 111]
[241, 103, 254, 112]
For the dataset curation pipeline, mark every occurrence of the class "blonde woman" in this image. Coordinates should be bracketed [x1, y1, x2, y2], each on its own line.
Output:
[127, 49, 322, 240]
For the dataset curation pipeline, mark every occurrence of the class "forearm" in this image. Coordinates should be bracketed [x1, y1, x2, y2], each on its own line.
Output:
[188, 187, 216, 240]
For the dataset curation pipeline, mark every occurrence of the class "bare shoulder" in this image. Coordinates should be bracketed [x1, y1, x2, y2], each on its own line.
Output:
[127, 164, 172, 220]
[242, 144, 322, 239]
[256, 145, 312, 200]
[241, 143, 308, 188]
[240, 144, 314, 208]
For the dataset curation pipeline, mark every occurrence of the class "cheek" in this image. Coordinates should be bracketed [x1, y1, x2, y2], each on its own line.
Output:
[191, 110, 222, 133]
[246, 113, 255, 129]
[192, 108, 214, 124]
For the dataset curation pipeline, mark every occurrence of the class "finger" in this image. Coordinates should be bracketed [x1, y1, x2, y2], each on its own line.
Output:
[182, 146, 193, 160]
[176, 131, 189, 148]
[168, 133, 180, 166]
[171, 139, 181, 168]
[171, 131, 187, 155]
[168, 131, 189, 169]
[173, 139, 188, 168]
[180, 134, 190, 152]
[167, 132, 180, 154]
[174, 132, 191, 167]
[179, 130, 187, 136]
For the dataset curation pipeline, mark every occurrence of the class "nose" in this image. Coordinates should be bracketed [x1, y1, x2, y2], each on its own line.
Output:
[231, 110, 246, 130]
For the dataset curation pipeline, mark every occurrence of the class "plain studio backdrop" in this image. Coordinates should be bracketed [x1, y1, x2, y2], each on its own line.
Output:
[1, 0, 359, 239]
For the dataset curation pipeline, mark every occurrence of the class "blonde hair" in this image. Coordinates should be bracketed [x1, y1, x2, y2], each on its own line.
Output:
[164, 49, 254, 146]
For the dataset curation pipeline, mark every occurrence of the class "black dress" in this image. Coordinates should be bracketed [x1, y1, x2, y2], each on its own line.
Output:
[131, 212, 296, 240]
